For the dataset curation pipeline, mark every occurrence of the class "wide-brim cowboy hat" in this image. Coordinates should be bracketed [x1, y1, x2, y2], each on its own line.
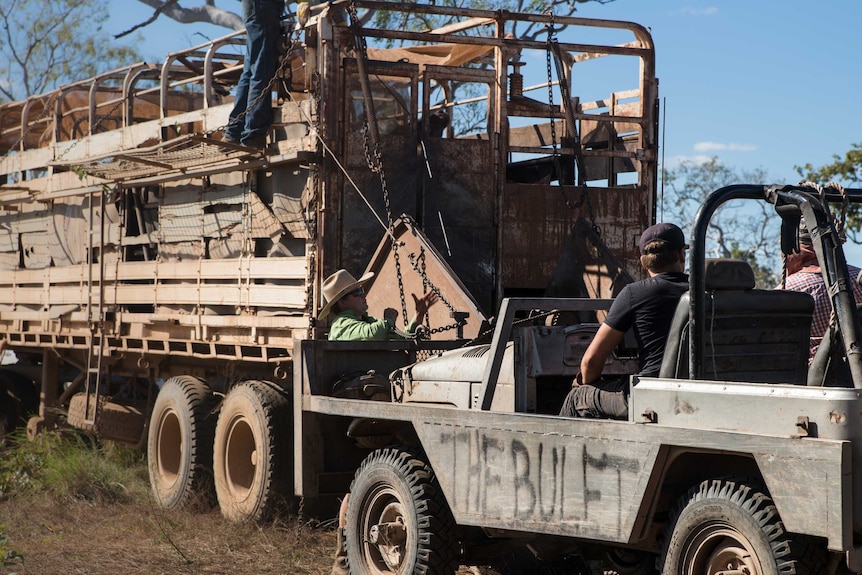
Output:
[318, 269, 375, 319]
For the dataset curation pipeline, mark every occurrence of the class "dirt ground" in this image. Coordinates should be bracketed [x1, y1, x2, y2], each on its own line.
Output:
[0, 496, 338, 575]
[0, 497, 487, 575]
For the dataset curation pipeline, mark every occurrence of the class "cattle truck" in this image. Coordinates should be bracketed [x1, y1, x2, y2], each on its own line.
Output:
[0, 2, 658, 523]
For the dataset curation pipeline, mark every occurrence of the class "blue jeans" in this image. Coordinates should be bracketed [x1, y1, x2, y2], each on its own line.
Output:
[226, 0, 283, 145]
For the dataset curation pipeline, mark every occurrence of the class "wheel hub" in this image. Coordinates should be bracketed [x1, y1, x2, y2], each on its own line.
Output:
[363, 499, 408, 571]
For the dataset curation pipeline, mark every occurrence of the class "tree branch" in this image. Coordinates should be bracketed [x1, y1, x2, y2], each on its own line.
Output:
[116, 0, 181, 38]
[124, 0, 243, 36]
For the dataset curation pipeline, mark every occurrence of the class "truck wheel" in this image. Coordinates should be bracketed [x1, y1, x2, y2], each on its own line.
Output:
[213, 380, 292, 522]
[660, 479, 823, 575]
[346, 447, 458, 575]
[147, 376, 218, 510]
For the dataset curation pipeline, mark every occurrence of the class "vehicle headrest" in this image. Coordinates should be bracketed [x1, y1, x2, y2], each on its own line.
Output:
[704, 258, 756, 290]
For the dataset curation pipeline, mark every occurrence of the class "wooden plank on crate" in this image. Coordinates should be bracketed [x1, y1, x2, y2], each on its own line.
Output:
[247, 257, 307, 279]
[1, 257, 308, 286]
[0, 146, 53, 175]
[102, 258, 306, 282]
[246, 285, 307, 307]
[109, 283, 307, 307]
[0, 282, 307, 309]
[119, 312, 309, 329]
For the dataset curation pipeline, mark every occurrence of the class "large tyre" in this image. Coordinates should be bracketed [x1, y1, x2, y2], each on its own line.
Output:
[213, 380, 292, 522]
[147, 376, 218, 510]
[346, 447, 459, 575]
[660, 479, 825, 574]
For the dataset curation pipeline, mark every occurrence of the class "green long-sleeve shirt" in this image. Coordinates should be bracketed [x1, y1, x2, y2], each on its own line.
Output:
[327, 310, 417, 341]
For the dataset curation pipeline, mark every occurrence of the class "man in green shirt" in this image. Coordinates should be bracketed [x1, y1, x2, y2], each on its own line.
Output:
[320, 269, 437, 341]
[319, 269, 437, 574]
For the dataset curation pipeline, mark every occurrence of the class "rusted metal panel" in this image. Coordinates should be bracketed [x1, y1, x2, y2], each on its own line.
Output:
[421, 137, 495, 313]
[501, 183, 648, 292]
[360, 218, 488, 341]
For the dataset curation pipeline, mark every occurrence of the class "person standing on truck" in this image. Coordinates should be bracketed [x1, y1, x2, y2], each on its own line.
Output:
[223, 0, 284, 149]
[560, 223, 689, 420]
[320, 269, 437, 341]
[782, 223, 862, 362]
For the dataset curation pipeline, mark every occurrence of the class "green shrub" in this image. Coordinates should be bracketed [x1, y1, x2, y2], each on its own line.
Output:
[0, 431, 148, 504]
[0, 526, 24, 569]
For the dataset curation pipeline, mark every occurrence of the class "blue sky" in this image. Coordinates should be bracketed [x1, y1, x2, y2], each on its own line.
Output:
[574, 0, 861, 184]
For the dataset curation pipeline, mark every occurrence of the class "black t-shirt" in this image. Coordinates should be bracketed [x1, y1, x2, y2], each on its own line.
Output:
[604, 271, 689, 377]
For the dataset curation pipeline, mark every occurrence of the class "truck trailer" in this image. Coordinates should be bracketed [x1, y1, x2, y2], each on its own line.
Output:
[0, 1, 657, 528]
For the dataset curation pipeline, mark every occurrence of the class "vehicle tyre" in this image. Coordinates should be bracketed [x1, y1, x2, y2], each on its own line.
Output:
[660, 479, 825, 575]
[346, 446, 458, 575]
[213, 380, 292, 522]
[147, 376, 218, 510]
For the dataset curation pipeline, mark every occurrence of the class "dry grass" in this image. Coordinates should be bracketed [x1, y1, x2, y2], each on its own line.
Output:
[0, 495, 337, 575]
[0, 433, 527, 575]
[0, 432, 338, 575]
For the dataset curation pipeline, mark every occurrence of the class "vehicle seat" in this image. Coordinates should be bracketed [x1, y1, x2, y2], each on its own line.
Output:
[659, 258, 814, 383]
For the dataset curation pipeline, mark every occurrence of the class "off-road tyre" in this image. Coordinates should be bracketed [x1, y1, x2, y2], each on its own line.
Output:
[213, 380, 292, 522]
[659, 478, 826, 574]
[346, 446, 459, 575]
[147, 376, 218, 510]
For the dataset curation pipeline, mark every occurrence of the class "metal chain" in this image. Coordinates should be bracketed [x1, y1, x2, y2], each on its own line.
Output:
[294, 495, 305, 548]
[305, 71, 323, 337]
[461, 308, 559, 348]
[348, 0, 410, 324]
[406, 250, 464, 336]
[544, 15, 567, 207]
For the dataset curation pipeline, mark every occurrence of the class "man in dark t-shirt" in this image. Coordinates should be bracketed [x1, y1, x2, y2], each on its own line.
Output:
[559, 223, 689, 420]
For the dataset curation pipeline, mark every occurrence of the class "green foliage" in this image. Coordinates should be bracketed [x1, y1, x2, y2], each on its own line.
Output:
[0, 431, 148, 505]
[0, 527, 24, 569]
[0, 0, 143, 102]
[662, 157, 781, 287]
[796, 142, 862, 241]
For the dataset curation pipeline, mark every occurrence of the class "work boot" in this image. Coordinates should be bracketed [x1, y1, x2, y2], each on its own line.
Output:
[330, 526, 348, 575]
[330, 494, 350, 575]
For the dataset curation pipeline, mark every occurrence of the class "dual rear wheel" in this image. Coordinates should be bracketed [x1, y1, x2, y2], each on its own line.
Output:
[147, 377, 291, 521]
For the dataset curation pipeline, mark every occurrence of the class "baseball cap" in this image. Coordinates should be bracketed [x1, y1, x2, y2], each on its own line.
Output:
[639, 223, 688, 255]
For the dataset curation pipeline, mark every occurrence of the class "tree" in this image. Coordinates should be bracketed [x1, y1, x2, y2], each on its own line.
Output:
[128, 0, 615, 36]
[796, 142, 862, 243]
[368, 0, 615, 42]
[0, 0, 142, 102]
[662, 157, 780, 287]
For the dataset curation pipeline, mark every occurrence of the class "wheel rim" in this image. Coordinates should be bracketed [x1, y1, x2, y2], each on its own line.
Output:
[155, 407, 182, 489]
[682, 522, 761, 575]
[359, 483, 410, 574]
[223, 414, 257, 501]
